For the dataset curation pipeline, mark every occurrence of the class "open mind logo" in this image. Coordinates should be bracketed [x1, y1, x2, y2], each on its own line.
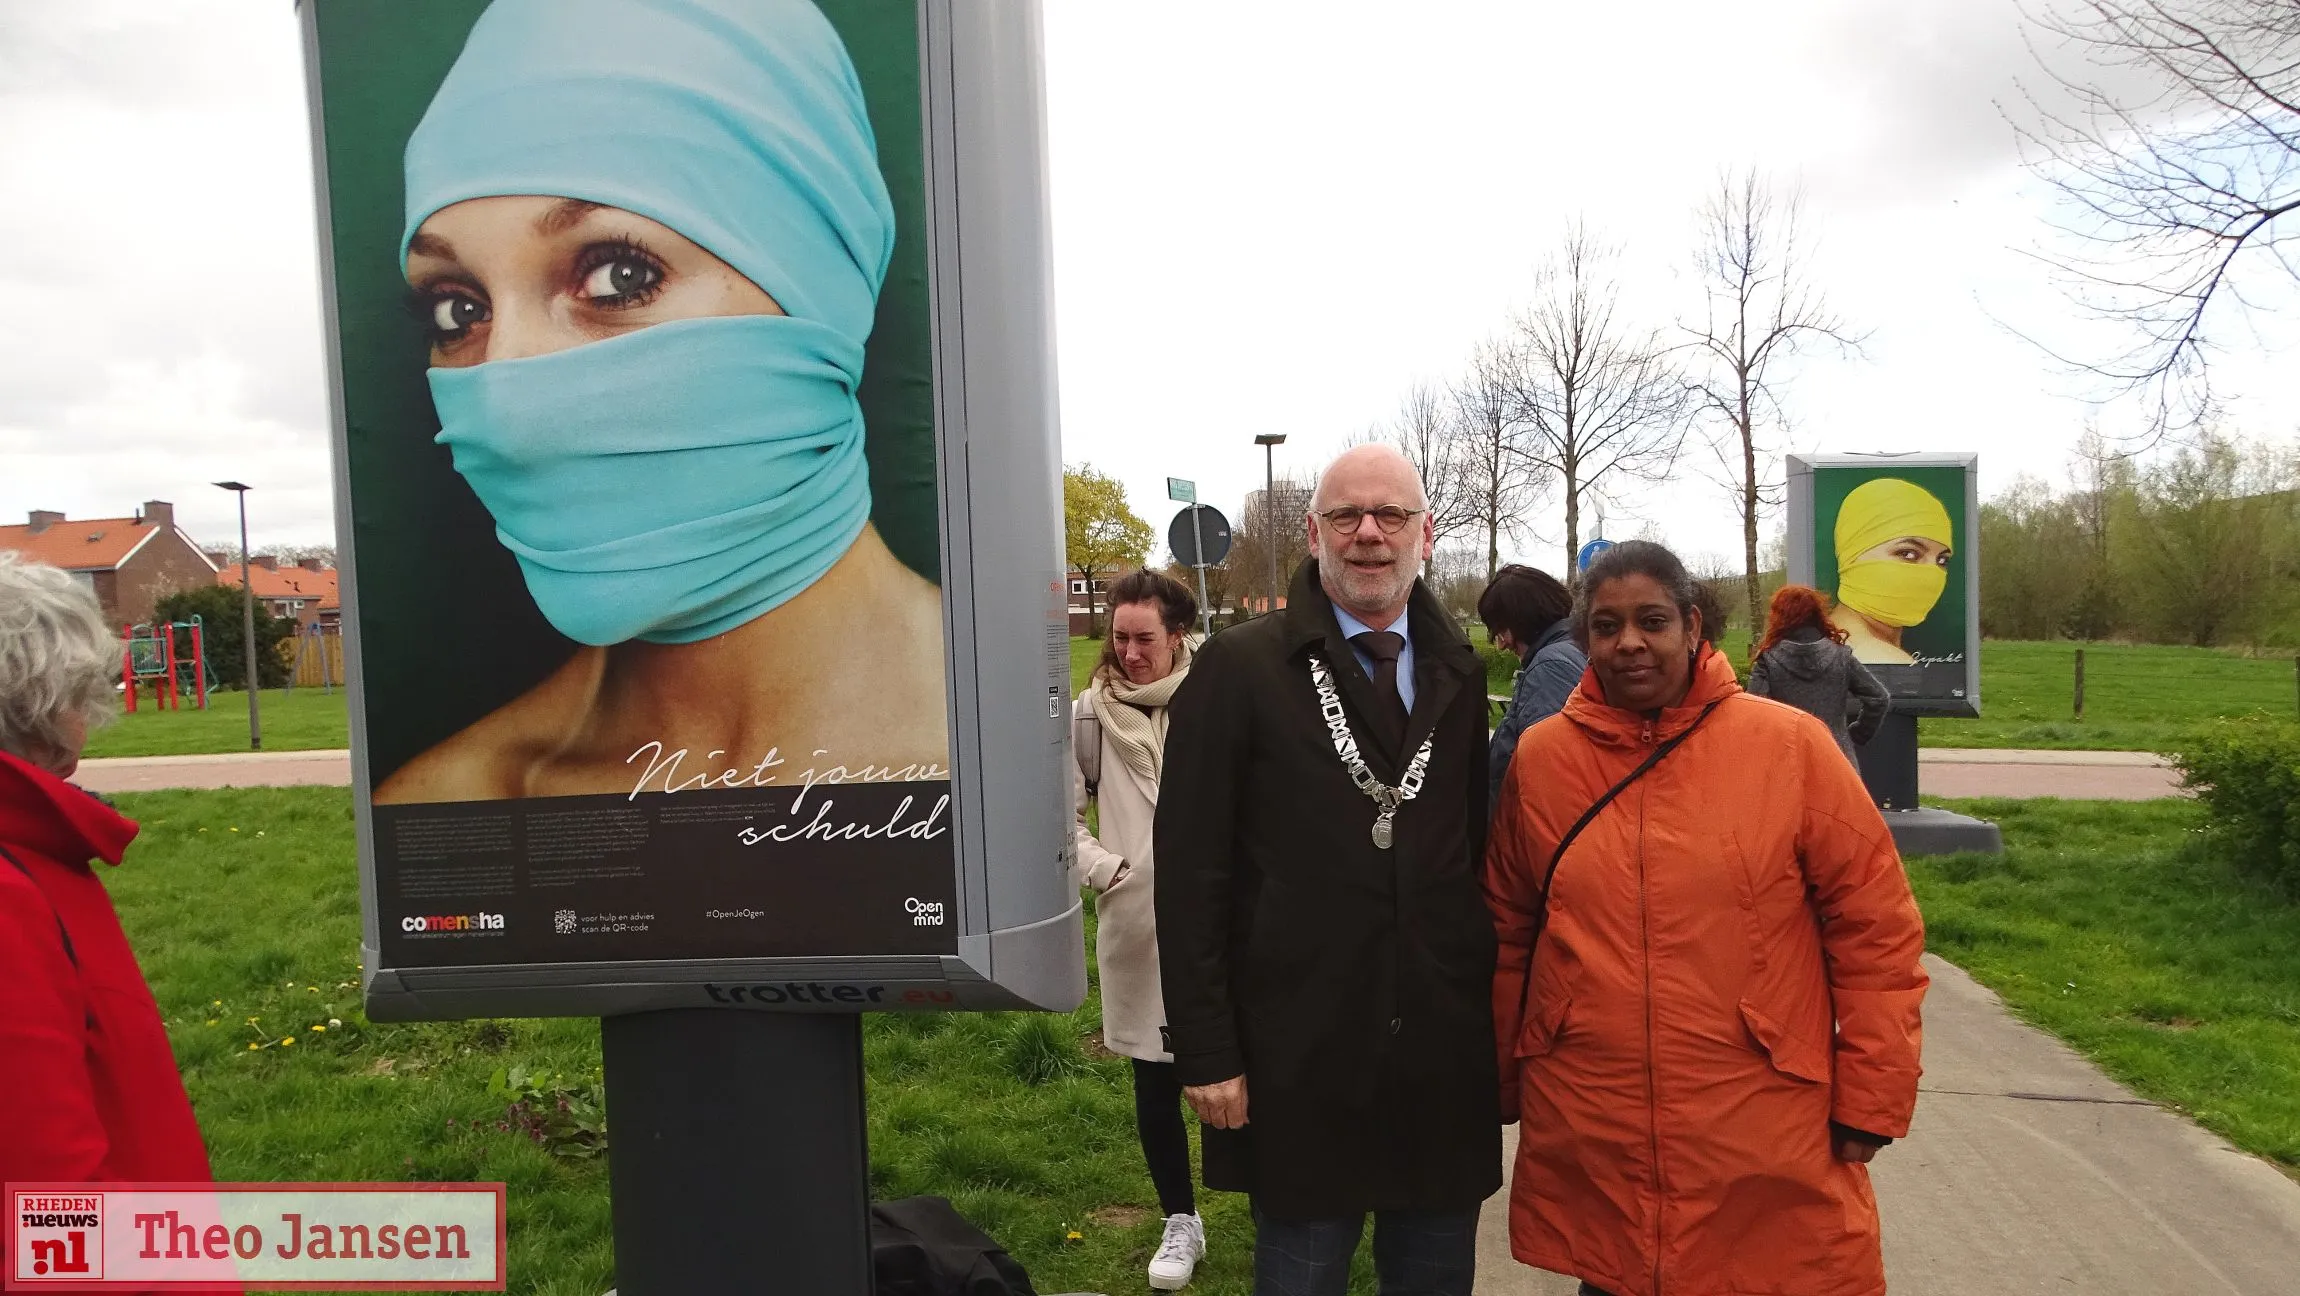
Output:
[905, 897, 946, 927]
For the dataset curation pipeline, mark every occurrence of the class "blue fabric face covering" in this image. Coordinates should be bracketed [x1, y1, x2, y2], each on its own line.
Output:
[401, 0, 896, 645]
[428, 315, 872, 646]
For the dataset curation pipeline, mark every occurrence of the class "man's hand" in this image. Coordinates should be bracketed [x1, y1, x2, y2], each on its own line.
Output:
[1184, 1075, 1249, 1129]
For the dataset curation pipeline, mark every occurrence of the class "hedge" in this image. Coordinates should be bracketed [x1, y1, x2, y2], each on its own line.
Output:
[2166, 720, 2300, 895]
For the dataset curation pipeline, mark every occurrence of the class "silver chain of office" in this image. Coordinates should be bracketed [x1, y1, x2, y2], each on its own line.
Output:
[1307, 651, 1431, 850]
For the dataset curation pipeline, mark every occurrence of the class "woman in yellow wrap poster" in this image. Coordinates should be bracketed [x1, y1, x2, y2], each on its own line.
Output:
[1809, 462, 1973, 687]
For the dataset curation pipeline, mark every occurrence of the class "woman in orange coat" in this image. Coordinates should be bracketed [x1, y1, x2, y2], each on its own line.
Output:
[1485, 541, 1927, 1296]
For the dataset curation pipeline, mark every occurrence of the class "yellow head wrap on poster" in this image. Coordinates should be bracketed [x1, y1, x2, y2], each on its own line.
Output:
[1834, 477, 1953, 629]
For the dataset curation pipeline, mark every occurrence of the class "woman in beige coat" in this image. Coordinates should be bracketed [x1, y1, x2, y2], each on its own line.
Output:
[1074, 568, 1204, 1291]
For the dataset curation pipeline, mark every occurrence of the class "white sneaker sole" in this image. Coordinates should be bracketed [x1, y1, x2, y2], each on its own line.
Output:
[1147, 1267, 1194, 1292]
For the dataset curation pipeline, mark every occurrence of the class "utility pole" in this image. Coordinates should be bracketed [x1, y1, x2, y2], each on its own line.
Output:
[1254, 433, 1287, 614]
[214, 481, 261, 750]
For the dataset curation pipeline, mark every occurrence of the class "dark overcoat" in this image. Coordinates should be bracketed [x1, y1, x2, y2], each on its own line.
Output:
[1154, 558, 1501, 1219]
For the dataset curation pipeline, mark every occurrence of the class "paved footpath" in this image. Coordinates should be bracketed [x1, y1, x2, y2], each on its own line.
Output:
[71, 747, 2190, 801]
[74, 748, 353, 793]
[1919, 747, 2184, 801]
[1476, 955, 2300, 1293]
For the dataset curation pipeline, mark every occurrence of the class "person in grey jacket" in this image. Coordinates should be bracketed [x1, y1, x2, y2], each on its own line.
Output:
[1478, 565, 1584, 813]
[1746, 583, 1891, 766]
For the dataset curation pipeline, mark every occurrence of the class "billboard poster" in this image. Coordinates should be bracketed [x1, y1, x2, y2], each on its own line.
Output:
[1787, 453, 1980, 717]
[308, 0, 958, 972]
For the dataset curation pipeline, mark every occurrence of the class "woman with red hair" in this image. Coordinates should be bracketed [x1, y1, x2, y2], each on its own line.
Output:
[1747, 584, 1890, 766]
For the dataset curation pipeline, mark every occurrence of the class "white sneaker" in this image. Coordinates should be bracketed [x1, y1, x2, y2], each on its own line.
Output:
[1147, 1212, 1205, 1291]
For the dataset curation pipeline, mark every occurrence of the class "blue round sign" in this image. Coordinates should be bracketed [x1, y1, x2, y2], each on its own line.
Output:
[1576, 538, 1614, 573]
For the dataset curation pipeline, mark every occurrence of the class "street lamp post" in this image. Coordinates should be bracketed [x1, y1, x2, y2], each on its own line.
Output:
[1254, 433, 1286, 615]
[213, 481, 261, 751]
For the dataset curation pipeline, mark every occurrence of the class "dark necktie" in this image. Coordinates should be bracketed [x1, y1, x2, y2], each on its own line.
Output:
[1350, 630, 1409, 750]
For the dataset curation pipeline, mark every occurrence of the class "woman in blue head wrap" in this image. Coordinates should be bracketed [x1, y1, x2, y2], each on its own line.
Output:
[377, 0, 949, 803]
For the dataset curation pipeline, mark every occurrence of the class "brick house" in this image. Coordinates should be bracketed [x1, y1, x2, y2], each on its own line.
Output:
[1066, 565, 1136, 637]
[213, 556, 341, 631]
[0, 501, 220, 627]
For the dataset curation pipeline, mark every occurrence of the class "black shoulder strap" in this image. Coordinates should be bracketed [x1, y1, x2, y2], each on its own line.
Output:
[2, 841, 99, 1034]
[1514, 698, 1724, 1027]
[0, 841, 78, 969]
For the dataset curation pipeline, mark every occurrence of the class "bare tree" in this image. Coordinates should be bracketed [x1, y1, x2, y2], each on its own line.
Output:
[1387, 382, 1480, 551]
[2012, 0, 2300, 439]
[1506, 222, 1691, 578]
[1685, 171, 1863, 641]
[1453, 338, 1547, 581]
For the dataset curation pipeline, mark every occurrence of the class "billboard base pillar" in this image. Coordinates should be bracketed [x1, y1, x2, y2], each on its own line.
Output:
[1856, 713, 2002, 856]
[602, 1010, 870, 1295]
[1879, 805, 2004, 857]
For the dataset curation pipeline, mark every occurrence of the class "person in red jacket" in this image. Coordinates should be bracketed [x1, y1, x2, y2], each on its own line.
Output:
[0, 552, 216, 1205]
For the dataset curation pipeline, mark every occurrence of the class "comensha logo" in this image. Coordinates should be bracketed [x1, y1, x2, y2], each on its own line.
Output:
[400, 912, 505, 933]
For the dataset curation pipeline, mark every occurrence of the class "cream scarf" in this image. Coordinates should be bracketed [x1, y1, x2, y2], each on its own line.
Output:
[1091, 639, 1194, 789]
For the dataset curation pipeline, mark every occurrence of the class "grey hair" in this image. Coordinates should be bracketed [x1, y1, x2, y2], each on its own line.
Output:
[0, 552, 119, 761]
[1570, 540, 1719, 647]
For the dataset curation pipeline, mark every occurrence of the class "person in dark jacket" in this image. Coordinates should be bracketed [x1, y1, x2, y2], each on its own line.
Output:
[1156, 445, 1499, 1296]
[1477, 565, 1583, 815]
[1746, 583, 1890, 766]
[0, 553, 217, 1202]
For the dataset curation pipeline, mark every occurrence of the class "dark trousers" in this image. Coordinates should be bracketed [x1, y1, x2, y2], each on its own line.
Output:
[1250, 1202, 1479, 1296]
[1131, 1059, 1196, 1217]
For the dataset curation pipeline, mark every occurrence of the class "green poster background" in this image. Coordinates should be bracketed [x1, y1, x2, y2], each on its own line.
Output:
[1812, 463, 1971, 665]
[310, 0, 938, 780]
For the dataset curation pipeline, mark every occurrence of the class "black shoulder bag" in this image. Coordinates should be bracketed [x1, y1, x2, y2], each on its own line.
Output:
[2, 840, 98, 1032]
[1512, 699, 1723, 1029]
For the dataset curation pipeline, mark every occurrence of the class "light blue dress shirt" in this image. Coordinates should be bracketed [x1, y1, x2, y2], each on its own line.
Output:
[1331, 604, 1416, 714]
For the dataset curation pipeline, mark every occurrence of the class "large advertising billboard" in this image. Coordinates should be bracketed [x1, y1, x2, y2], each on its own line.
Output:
[303, 0, 1083, 1018]
[1787, 453, 1981, 717]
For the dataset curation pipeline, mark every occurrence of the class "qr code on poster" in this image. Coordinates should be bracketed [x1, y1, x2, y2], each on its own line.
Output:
[553, 909, 579, 935]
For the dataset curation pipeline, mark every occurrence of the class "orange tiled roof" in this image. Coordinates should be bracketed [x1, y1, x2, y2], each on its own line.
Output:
[217, 563, 339, 609]
[0, 516, 173, 571]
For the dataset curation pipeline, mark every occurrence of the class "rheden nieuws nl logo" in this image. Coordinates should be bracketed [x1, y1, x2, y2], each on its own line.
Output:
[15, 1192, 103, 1280]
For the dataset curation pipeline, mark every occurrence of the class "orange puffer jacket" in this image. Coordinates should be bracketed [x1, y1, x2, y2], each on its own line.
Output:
[1485, 648, 1926, 1296]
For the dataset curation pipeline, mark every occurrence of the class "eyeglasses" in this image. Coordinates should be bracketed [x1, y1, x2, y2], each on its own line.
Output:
[1315, 505, 1425, 535]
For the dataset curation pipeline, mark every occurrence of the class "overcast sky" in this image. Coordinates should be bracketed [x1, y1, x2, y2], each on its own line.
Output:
[3, 0, 2295, 571]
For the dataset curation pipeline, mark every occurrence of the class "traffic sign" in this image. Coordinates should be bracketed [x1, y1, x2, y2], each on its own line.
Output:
[1577, 537, 1614, 573]
[1167, 477, 1196, 504]
[1168, 504, 1232, 567]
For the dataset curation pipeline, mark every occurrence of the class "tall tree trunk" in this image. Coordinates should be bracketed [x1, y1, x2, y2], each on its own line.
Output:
[1741, 386, 1761, 648]
[1562, 471, 1580, 585]
[1486, 457, 1501, 581]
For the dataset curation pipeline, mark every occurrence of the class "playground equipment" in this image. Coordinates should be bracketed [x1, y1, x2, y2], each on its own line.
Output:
[122, 617, 210, 712]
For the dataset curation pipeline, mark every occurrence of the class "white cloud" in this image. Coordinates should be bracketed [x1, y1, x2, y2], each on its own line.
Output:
[3, 0, 2293, 577]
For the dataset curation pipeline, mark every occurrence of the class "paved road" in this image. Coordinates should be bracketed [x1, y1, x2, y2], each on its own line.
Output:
[1477, 956, 2300, 1293]
[73, 748, 353, 793]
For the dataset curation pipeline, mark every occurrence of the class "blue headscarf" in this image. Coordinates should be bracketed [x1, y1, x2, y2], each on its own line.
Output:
[404, 0, 893, 338]
[400, 0, 898, 646]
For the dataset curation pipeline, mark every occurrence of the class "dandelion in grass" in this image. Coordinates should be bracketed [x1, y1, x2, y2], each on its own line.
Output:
[205, 1020, 219, 1027]
[282, 1036, 295, 1047]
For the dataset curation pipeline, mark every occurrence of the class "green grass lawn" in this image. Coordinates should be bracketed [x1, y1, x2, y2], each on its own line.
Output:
[105, 786, 1290, 1296]
[1918, 796, 2300, 1170]
[82, 688, 350, 759]
[1920, 640, 2300, 752]
[94, 784, 2300, 1292]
